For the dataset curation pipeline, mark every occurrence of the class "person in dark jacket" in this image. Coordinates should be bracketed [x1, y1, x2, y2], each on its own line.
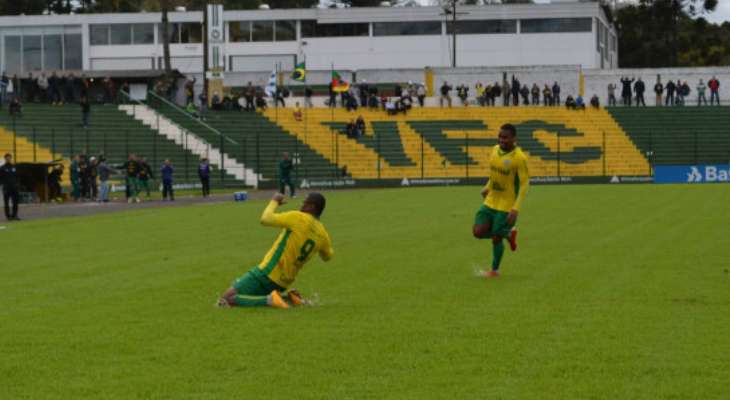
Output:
[552, 82, 561, 107]
[519, 84, 530, 106]
[620, 77, 635, 106]
[185, 76, 196, 105]
[359, 80, 369, 109]
[161, 159, 175, 201]
[81, 96, 90, 128]
[116, 154, 142, 203]
[708, 75, 720, 105]
[97, 157, 119, 203]
[47, 164, 63, 202]
[278, 152, 295, 198]
[665, 80, 676, 106]
[653, 79, 663, 106]
[11, 73, 20, 101]
[138, 156, 154, 201]
[78, 154, 90, 201]
[511, 75, 521, 106]
[634, 77, 646, 106]
[1, 153, 20, 220]
[199, 157, 211, 197]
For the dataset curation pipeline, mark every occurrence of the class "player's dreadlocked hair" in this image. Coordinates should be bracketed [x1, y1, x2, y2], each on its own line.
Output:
[308, 192, 326, 217]
[501, 123, 516, 137]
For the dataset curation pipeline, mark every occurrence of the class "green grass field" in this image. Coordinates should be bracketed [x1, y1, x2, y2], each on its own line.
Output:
[2, 184, 729, 399]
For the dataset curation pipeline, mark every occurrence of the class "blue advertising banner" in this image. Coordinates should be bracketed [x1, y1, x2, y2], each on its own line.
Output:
[654, 165, 730, 184]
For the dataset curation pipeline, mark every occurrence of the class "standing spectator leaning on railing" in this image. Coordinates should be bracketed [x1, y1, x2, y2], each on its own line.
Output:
[634, 77, 645, 106]
[620, 76, 634, 106]
[607, 83, 617, 106]
[440, 81, 453, 107]
[709, 75, 720, 105]
[665, 79, 676, 106]
[417, 83, 427, 107]
[654, 78, 663, 106]
[552, 82, 561, 107]
[697, 79, 708, 106]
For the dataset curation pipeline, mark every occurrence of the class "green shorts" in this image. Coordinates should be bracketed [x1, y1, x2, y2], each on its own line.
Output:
[232, 268, 285, 296]
[474, 204, 516, 238]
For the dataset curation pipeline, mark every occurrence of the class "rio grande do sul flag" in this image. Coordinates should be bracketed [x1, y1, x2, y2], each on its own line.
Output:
[332, 70, 350, 92]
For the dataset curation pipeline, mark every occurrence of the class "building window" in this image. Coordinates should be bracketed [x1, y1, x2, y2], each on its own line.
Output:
[373, 21, 441, 36]
[23, 35, 42, 72]
[4, 36, 21, 73]
[252, 21, 274, 42]
[230, 21, 251, 42]
[64, 33, 82, 70]
[43, 34, 63, 71]
[275, 20, 296, 41]
[158, 23, 202, 44]
[90, 25, 109, 45]
[520, 18, 592, 33]
[447, 20, 517, 35]
[300, 20, 369, 38]
[133, 24, 154, 44]
[110, 24, 132, 45]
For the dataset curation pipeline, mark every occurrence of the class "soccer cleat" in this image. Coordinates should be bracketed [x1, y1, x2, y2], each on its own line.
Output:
[269, 291, 289, 309]
[287, 289, 307, 306]
[127, 198, 132, 203]
[508, 227, 518, 252]
[487, 270, 500, 277]
[134, 197, 140, 203]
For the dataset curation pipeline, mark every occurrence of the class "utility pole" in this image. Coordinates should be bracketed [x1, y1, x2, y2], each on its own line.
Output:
[440, 1, 468, 68]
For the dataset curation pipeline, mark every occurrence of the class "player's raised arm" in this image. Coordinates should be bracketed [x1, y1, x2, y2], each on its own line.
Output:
[260, 193, 287, 227]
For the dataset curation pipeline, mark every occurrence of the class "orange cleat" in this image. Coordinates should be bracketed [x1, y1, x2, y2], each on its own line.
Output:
[508, 227, 518, 252]
[287, 289, 308, 306]
[487, 270, 500, 277]
[269, 290, 290, 309]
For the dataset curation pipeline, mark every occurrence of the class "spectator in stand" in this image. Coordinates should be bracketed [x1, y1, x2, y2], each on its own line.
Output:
[153, 81, 164, 108]
[170, 78, 178, 104]
[199, 157, 211, 197]
[395, 84, 403, 99]
[620, 76, 634, 106]
[511, 75, 521, 106]
[341, 164, 350, 178]
[165, 81, 173, 102]
[12, 73, 20, 101]
[231, 92, 243, 112]
[439, 81, 453, 107]
[483, 83, 492, 106]
[519, 84, 529, 106]
[380, 94, 388, 111]
[369, 93, 378, 111]
[565, 93, 575, 110]
[161, 159, 175, 201]
[590, 93, 600, 109]
[396, 97, 408, 115]
[356, 116, 366, 136]
[37, 73, 49, 103]
[457, 84, 469, 107]
[88, 157, 99, 201]
[346, 119, 357, 138]
[475, 83, 485, 106]
[576, 94, 586, 110]
[552, 82, 561, 107]
[348, 84, 359, 107]
[119, 81, 130, 104]
[385, 98, 396, 115]
[293, 101, 303, 122]
[198, 91, 208, 121]
[305, 85, 314, 108]
[360, 80, 369, 109]
[542, 84, 552, 106]
[48, 165, 63, 202]
[634, 77, 646, 106]
[185, 76, 196, 105]
[417, 83, 427, 107]
[79, 74, 89, 99]
[211, 91, 222, 110]
[709, 75, 720, 105]
[0, 71, 8, 104]
[502, 80, 511, 106]
[346, 93, 358, 112]
[186, 102, 199, 118]
[244, 82, 255, 111]
[78, 154, 90, 201]
[675, 79, 684, 105]
[255, 92, 267, 110]
[654, 78, 663, 106]
[697, 79, 708, 106]
[401, 84, 413, 104]
[69, 156, 80, 201]
[102, 75, 114, 104]
[328, 81, 335, 108]
[607, 83, 617, 107]
[25, 72, 36, 103]
[275, 86, 286, 108]
[531, 84, 540, 105]
[49, 72, 61, 104]
[9, 98, 23, 117]
[368, 84, 379, 104]
[492, 82, 501, 107]
[80, 96, 90, 129]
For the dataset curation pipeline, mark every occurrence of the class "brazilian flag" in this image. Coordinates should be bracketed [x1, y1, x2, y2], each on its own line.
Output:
[291, 62, 306, 82]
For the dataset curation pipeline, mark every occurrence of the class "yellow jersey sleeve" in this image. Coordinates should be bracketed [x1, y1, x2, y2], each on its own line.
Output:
[512, 152, 530, 211]
[260, 201, 301, 229]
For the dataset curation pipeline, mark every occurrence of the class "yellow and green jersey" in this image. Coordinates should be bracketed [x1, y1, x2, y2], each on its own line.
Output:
[484, 145, 530, 212]
[258, 201, 334, 289]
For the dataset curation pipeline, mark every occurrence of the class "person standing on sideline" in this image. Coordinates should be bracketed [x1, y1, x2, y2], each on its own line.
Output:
[161, 159, 175, 201]
[654, 78, 663, 106]
[69, 156, 81, 201]
[97, 157, 118, 203]
[80, 96, 90, 129]
[217, 192, 333, 308]
[697, 79, 708, 106]
[116, 154, 142, 203]
[279, 152, 295, 198]
[138, 156, 154, 201]
[0, 153, 21, 221]
[198, 158, 211, 197]
[48, 165, 64, 202]
[472, 124, 530, 277]
[634, 77, 646, 106]
[708, 75, 720, 105]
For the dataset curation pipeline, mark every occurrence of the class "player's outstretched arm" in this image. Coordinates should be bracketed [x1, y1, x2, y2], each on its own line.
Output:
[260, 193, 287, 227]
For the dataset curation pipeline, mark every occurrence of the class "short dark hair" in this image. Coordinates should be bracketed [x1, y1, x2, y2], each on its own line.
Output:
[4, 153, 10, 158]
[500, 123, 516, 137]
[307, 192, 326, 217]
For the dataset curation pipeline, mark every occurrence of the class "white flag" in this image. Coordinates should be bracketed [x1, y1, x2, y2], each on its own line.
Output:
[264, 70, 277, 97]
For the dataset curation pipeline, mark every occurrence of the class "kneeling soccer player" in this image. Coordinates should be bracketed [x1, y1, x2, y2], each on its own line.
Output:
[473, 123, 530, 277]
[219, 192, 334, 308]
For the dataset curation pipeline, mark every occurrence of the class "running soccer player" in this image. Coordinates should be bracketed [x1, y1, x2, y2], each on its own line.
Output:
[473, 123, 530, 277]
[218, 192, 334, 308]
[138, 156, 154, 201]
